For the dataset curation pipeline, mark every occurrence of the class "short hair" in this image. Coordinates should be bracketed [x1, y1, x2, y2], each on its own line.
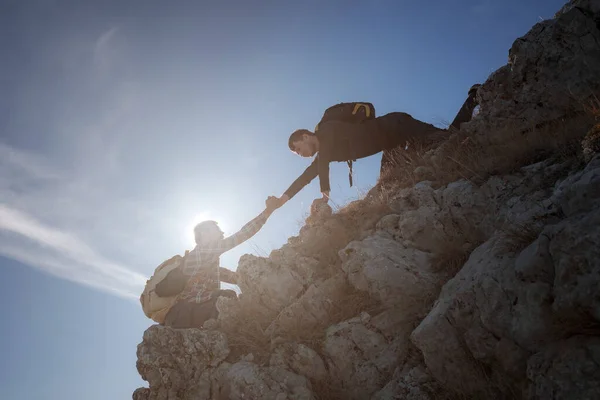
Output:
[288, 129, 314, 151]
[194, 220, 218, 244]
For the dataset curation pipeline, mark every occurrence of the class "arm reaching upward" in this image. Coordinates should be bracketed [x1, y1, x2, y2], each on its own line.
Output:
[219, 267, 238, 284]
[197, 208, 273, 256]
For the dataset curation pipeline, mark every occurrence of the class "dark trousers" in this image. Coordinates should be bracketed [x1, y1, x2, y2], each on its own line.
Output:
[164, 289, 237, 329]
[450, 94, 478, 130]
[379, 92, 478, 175]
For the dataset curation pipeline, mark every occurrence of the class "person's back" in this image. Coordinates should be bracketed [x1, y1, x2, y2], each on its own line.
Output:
[175, 247, 221, 304]
[316, 112, 442, 161]
[315, 119, 387, 162]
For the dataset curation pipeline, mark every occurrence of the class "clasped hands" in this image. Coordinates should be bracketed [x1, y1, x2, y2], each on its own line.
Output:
[265, 192, 329, 211]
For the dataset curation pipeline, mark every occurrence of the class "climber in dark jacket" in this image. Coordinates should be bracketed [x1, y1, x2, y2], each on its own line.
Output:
[267, 84, 480, 209]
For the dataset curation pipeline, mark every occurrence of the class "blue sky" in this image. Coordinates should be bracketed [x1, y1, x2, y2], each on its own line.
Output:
[0, 0, 567, 398]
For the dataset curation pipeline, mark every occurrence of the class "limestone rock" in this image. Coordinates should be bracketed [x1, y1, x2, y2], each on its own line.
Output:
[385, 180, 490, 253]
[237, 251, 316, 313]
[323, 313, 412, 400]
[295, 216, 359, 268]
[480, 157, 574, 230]
[307, 198, 333, 223]
[410, 235, 537, 395]
[132, 388, 150, 400]
[135, 325, 230, 399]
[266, 274, 349, 336]
[222, 361, 315, 400]
[270, 342, 328, 382]
[582, 123, 600, 162]
[412, 190, 600, 396]
[214, 296, 241, 331]
[527, 336, 600, 400]
[547, 208, 600, 322]
[552, 153, 600, 217]
[465, 1, 600, 135]
[340, 233, 445, 312]
[372, 364, 443, 400]
[556, 0, 600, 17]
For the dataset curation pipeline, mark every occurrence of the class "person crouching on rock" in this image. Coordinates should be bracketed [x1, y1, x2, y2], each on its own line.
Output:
[268, 84, 481, 210]
[154, 199, 278, 329]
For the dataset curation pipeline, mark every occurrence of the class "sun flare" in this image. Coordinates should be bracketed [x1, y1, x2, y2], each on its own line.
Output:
[184, 210, 230, 247]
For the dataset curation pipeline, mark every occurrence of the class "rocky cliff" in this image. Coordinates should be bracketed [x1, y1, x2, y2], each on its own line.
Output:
[133, 1, 600, 399]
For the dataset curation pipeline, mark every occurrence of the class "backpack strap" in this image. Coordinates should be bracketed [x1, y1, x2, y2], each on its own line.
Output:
[347, 160, 354, 187]
[352, 103, 372, 118]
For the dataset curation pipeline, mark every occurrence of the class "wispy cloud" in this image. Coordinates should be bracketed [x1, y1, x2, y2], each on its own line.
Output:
[0, 143, 63, 181]
[0, 202, 147, 299]
[0, 24, 208, 302]
[0, 42, 152, 300]
[93, 27, 120, 72]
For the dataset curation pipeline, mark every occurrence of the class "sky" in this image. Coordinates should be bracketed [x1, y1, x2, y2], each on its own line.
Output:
[0, 0, 568, 398]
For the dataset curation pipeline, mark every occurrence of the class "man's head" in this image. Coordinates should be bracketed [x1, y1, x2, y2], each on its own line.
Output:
[288, 129, 319, 157]
[193, 220, 224, 244]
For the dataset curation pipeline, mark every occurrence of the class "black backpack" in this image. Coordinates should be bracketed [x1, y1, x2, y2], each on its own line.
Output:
[314, 102, 376, 187]
[314, 102, 376, 132]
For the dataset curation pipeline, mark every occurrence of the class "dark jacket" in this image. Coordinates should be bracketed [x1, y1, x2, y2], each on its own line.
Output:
[284, 112, 440, 198]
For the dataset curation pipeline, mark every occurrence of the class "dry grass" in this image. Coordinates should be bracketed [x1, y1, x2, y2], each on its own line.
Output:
[331, 183, 395, 233]
[379, 112, 596, 192]
[311, 379, 349, 400]
[219, 298, 274, 364]
[551, 309, 600, 338]
[432, 241, 477, 276]
[582, 122, 600, 162]
[582, 93, 600, 118]
[327, 286, 384, 326]
[499, 222, 544, 254]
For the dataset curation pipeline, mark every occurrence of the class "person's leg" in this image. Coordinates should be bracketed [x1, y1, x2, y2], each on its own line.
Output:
[191, 298, 219, 328]
[376, 112, 432, 179]
[164, 301, 193, 329]
[449, 84, 481, 130]
[379, 112, 448, 149]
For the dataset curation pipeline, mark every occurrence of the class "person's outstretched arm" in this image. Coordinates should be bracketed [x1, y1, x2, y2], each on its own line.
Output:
[219, 267, 238, 284]
[317, 152, 331, 201]
[278, 156, 319, 207]
[197, 207, 274, 255]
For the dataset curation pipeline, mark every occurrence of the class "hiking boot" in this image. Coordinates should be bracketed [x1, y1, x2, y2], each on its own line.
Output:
[449, 84, 481, 130]
[468, 83, 481, 98]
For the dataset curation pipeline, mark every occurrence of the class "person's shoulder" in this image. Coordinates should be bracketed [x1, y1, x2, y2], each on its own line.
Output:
[317, 120, 345, 132]
[316, 121, 346, 143]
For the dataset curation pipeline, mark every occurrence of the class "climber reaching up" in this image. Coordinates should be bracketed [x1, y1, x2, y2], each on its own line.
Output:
[267, 84, 481, 210]
[140, 198, 279, 329]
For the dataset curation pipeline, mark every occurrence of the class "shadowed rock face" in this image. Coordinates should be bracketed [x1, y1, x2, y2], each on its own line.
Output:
[465, 0, 600, 136]
[133, 2, 600, 399]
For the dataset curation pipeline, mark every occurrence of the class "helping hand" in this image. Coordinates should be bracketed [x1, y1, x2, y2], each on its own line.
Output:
[266, 196, 281, 211]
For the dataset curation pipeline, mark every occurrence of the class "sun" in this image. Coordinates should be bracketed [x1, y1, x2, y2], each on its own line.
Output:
[184, 210, 230, 247]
